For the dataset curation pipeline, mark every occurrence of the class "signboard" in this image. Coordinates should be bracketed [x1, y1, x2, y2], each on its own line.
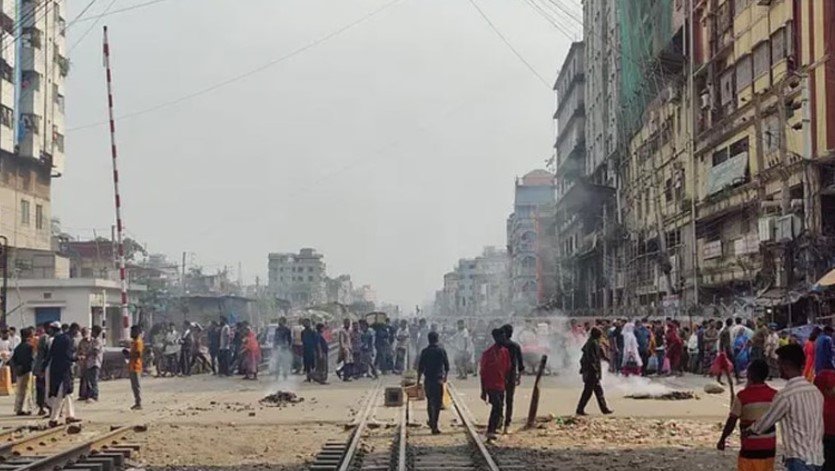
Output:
[703, 240, 723, 259]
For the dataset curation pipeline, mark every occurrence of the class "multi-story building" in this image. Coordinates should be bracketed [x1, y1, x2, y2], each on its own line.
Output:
[506, 170, 555, 311]
[552, 41, 617, 314]
[434, 246, 508, 317]
[688, 0, 835, 320]
[0, 0, 66, 254]
[267, 248, 327, 307]
[564, 0, 835, 321]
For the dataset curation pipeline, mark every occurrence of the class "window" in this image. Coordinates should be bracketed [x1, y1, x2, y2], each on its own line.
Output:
[730, 137, 749, 157]
[20, 200, 30, 226]
[735, 0, 752, 15]
[21, 71, 41, 91]
[771, 28, 786, 64]
[664, 178, 674, 203]
[54, 130, 64, 152]
[0, 106, 11, 127]
[736, 55, 753, 92]
[753, 40, 771, 79]
[35, 204, 43, 230]
[713, 147, 729, 166]
[308, 276, 313, 282]
[0, 60, 11, 83]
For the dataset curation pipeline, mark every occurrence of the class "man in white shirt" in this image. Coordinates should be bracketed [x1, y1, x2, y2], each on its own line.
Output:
[746, 343, 824, 471]
[450, 320, 473, 380]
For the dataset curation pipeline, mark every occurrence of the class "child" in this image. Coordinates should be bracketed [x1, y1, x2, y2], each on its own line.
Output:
[716, 359, 777, 471]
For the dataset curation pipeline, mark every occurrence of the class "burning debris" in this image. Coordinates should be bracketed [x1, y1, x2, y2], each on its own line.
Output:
[260, 391, 304, 407]
[625, 390, 698, 401]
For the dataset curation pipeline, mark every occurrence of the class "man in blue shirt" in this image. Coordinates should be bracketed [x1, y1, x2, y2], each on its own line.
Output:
[816, 325, 834, 373]
[635, 319, 650, 376]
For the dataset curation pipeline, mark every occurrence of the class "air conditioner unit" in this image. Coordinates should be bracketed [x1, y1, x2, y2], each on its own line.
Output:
[759, 216, 775, 242]
[775, 214, 802, 241]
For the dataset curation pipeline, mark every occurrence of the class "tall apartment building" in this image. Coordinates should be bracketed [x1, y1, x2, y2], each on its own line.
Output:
[0, 0, 67, 253]
[267, 249, 327, 307]
[506, 170, 555, 311]
[552, 41, 616, 314]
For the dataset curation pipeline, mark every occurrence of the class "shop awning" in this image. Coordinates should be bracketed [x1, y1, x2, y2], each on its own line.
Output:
[816, 268, 835, 287]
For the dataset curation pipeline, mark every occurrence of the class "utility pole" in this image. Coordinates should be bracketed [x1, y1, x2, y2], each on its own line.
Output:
[687, 0, 700, 309]
[778, 82, 791, 216]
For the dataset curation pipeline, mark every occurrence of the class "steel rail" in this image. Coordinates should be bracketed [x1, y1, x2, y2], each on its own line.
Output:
[14, 426, 133, 471]
[447, 382, 502, 471]
[337, 379, 383, 471]
[0, 427, 66, 459]
[396, 397, 408, 471]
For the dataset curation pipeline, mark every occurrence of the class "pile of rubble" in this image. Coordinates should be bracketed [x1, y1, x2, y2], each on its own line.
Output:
[260, 391, 304, 407]
[626, 390, 698, 401]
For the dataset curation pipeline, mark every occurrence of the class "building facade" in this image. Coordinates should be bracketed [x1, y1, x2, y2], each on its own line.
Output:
[0, 0, 67, 255]
[550, 0, 835, 321]
[507, 170, 556, 311]
[267, 248, 327, 307]
[434, 246, 508, 317]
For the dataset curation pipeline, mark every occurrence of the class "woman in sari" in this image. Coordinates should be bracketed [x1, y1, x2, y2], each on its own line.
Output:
[803, 327, 821, 382]
[311, 323, 329, 384]
[241, 326, 261, 380]
[665, 323, 683, 375]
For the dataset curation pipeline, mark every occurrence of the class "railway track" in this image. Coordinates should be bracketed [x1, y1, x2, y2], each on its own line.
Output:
[0, 424, 145, 471]
[309, 381, 504, 471]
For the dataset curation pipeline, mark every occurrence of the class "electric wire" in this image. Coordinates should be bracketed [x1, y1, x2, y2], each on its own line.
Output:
[67, 0, 405, 132]
[466, 0, 551, 89]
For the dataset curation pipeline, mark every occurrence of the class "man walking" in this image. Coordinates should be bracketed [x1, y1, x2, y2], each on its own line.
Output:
[417, 331, 449, 435]
[576, 327, 614, 416]
[451, 320, 473, 380]
[814, 344, 835, 471]
[480, 328, 511, 440]
[747, 344, 824, 471]
[336, 318, 353, 382]
[717, 359, 778, 471]
[501, 324, 524, 435]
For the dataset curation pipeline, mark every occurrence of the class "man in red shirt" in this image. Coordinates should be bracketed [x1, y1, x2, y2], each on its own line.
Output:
[480, 328, 511, 440]
[717, 359, 777, 471]
[814, 342, 835, 471]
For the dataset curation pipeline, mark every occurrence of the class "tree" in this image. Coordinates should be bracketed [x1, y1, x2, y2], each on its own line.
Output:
[94, 236, 147, 262]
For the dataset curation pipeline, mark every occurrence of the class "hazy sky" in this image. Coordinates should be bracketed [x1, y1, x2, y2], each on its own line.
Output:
[56, 0, 574, 309]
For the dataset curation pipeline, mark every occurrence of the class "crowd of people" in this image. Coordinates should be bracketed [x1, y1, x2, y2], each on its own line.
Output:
[596, 316, 789, 383]
[0, 322, 144, 426]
